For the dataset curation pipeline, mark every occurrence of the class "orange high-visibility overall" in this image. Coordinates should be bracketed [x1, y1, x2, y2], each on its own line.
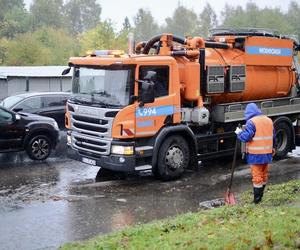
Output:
[246, 115, 273, 187]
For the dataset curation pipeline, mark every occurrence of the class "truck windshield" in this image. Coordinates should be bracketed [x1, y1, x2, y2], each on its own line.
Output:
[71, 65, 135, 107]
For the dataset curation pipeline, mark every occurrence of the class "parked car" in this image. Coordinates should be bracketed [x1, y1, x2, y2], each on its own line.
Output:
[0, 92, 70, 129]
[0, 106, 60, 160]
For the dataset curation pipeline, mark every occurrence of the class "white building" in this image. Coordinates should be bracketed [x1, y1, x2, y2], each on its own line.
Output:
[0, 66, 72, 100]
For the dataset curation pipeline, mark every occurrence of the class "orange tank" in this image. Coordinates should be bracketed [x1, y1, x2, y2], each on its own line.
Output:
[178, 35, 296, 104]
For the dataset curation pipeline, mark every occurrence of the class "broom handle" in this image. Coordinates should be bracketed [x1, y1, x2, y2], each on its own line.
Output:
[228, 125, 241, 190]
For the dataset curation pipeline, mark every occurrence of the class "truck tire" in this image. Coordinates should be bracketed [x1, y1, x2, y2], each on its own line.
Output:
[274, 121, 293, 159]
[25, 135, 52, 160]
[156, 135, 190, 181]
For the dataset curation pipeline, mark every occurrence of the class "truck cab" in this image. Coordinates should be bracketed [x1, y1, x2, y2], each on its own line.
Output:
[66, 53, 187, 178]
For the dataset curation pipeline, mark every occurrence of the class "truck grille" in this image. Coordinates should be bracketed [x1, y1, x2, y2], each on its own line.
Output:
[72, 132, 112, 155]
[68, 103, 119, 156]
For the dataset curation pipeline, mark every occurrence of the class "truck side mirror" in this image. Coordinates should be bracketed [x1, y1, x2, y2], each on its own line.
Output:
[137, 80, 155, 106]
[62, 67, 71, 75]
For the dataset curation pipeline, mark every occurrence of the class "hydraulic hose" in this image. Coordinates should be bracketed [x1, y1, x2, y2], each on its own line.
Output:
[205, 41, 229, 49]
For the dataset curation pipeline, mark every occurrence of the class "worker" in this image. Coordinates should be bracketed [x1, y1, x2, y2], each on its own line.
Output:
[235, 103, 275, 204]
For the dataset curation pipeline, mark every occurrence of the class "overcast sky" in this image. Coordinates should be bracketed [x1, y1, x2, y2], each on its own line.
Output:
[24, 0, 295, 31]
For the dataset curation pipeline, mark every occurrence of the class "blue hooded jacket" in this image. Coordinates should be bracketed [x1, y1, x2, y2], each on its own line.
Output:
[237, 103, 274, 164]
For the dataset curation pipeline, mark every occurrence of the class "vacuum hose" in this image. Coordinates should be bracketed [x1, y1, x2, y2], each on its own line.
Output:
[143, 35, 187, 54]
[142, 34, 229, 55]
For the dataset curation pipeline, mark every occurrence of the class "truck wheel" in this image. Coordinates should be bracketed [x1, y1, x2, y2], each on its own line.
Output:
[156, 135, 190, 181]
[26, 135, 52, 160]
[274, 121, 292, 159]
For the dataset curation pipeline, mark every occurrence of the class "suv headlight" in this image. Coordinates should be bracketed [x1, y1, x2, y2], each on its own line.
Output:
[52, 121, 59, 130]
[111, 145, 134, 155]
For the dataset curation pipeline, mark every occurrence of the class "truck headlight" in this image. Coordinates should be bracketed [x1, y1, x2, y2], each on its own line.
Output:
[67, 134, 72, 145]
[111, 145, 134, 155]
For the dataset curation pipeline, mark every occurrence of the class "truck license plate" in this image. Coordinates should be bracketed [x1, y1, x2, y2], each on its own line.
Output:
[82, 157, 96, 166]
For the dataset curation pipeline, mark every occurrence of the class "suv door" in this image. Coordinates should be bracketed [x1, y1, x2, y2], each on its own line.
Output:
[0, 108, 24, 151]
[41, 95, 68, 129]
[13, 96, 43, 114]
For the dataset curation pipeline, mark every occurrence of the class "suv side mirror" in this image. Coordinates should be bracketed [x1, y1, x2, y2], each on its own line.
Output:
[138, 80, 155, 106]
[13, 108, 23, 113]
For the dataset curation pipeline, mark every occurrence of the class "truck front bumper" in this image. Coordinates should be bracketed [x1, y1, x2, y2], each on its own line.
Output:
[68, 147, 137, 172]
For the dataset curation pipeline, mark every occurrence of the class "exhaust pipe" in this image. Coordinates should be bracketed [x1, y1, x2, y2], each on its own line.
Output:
[128, 32, 135, 55]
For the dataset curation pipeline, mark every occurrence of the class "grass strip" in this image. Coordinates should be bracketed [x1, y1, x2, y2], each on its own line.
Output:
[61, 180, 300, 250]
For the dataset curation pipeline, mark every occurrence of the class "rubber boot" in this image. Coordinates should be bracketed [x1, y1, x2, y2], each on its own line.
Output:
[253, 187, 263, 204]
[261, 185, 266, 199]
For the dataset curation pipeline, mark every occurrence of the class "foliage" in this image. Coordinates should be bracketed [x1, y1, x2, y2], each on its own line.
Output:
[221, 2, 294, 35]
[1, 0, 300, 65]
[0, 0, 29, 38]
[0, 0, 25, 21]
[30, 0, 65, 31]
[61, 180, 300, 250]
[0, 38, 9, 64]
[163, 4, 200, 37]
[3, 32, 52, 65]
[1, 28, 79, 66]
[287, 1, 300, 41]
[133, 8, 159, 41]
[64, 0, 101, 35]
[79, 20, 116, 52]
[199, 3, 218, 37]
[34, 27, 79, 64]
[122, 17, 131, 31]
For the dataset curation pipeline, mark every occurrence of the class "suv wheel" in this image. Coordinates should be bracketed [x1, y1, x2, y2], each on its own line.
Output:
[26, 135, 52, 160]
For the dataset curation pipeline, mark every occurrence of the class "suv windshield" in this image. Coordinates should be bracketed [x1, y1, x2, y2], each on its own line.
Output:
[71, 65, 135, 107]
[0, 96, 24, 109]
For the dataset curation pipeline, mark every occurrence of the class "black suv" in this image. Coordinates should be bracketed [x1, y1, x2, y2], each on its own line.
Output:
[0, 106, 60, 160]
[0, 92, 69, 129]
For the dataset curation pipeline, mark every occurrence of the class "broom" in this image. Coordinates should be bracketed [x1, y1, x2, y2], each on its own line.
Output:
[224, 134, 239, 205]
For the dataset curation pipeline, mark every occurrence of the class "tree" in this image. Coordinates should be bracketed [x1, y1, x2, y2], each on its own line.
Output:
[0, 0, 29, 38]
[0, 38, 9, 64]
[287, 1, 300, 40]
[163, 4, 200, 37]
[220, 2, 293, 35]
[64, 0, 101, 35]
[30, 0, 65, 31]
[133, 8, 159, 41]
[199, 3, 217, 37]
[122, 17, 131, 31]
[1, 27, 78, 66]
[4, 33, 52, 65]
[79, 20, 116, 53]
[34, 27, 79, 64]
[0, 0, 25, 21]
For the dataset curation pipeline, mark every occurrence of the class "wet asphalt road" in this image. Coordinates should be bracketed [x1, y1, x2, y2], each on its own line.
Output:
[0, 132, 299, 250]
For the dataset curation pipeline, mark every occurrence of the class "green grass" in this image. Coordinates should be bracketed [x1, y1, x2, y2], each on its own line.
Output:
[61, 180, 300, 250]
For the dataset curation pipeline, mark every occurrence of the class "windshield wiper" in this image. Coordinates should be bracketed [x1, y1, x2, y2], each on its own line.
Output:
[91, 91, 111, 97]
[91, 99, 108, 108]
[69, 95, 107, 108]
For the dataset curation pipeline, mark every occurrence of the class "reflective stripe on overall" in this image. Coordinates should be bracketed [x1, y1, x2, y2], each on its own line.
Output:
[246, 115, 273, 154]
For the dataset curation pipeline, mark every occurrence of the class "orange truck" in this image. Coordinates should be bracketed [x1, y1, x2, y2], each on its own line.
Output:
[65, 28, 300, 180]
